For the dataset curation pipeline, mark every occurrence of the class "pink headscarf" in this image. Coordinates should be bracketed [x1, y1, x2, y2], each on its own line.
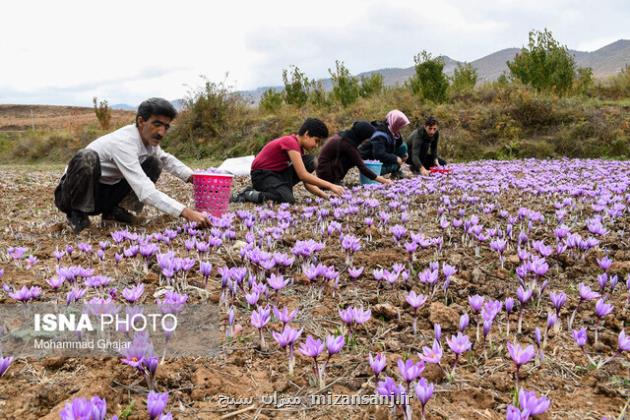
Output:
[386, 109, 410, 138]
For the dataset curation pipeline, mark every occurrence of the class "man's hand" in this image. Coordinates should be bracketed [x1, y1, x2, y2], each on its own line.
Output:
[377, 177, 393, 185]
[397, 156, 403, 165]
[401, 154, 408, 163]
[329, 184, 345, 197]
[420, 167, 431, 176]
[181, 207, 210, 228]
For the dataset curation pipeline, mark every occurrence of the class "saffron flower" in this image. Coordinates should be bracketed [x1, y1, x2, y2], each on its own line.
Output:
[272, 325, 303, 375]
[414, 377, 434, 420]
[122, 284, 145, 303]
[572, 327, 588, 349]
[368, 352, 387, 379]
[419, 339, 443, 365]
[147, 391, 169, 420]
[251, 306, 271, 351]
[405, 291, 427, 335]
[446, 332, 472, 370]
[507, 341, 535, 385]
[397, 358, 425, 389]
[518, 388, 550, 416]
[59, 395, 107, 420]
[0, 356, 13, 377]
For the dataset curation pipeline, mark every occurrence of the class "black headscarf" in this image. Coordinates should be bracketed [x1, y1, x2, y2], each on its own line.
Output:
[340, 121, 376, 147]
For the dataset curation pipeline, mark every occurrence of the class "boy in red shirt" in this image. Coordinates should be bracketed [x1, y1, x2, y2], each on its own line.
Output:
[233, 118, 344, 204]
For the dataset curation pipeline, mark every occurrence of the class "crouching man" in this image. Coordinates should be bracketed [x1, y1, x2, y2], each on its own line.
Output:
[54, 97, 210, 233]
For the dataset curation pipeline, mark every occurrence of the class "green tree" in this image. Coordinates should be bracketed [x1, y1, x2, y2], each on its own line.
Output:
[507, 29, 576, 95]
[93, 97, 111, 130]
[359, 73, 384, 98]
[573, 67, 594, 96]
[329, 60, 360, 107]
[309, 80, 329, 108]
[282, 65, 310, 107]
[450, 63, 478, 95]
[408, 50, 449, 102]
[259, 88, 283, 113]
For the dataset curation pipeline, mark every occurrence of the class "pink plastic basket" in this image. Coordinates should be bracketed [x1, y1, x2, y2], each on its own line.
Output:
[191, 173, 234, 217]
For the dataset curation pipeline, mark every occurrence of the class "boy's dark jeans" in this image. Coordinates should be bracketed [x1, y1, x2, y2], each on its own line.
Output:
[54, 149, 162, 216]
[250, 155, 315, 204]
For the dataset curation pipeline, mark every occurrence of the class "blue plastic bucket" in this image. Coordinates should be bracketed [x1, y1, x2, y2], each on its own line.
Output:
[360, 161, 383, 185]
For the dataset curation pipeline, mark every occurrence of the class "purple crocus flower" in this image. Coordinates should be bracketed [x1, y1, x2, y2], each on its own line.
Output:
[326, 334, 345, 356]
[267, 273, 289, 292]
[9, 286, 31, 303]
[66, 287, 87, 304]
[573, 327, 588, 349]
[59, 395, 107, 420]
[245, 291, 260, 306]
[414, 377, 434, 418]
[273, 306, 298, 326]
[518, 388, 550, 416]
[419, 339, 443, 365]
[348, 266, 364, 280]
[147, 391, 169, 420]
[272, 325, 303, 375]
[46, 276, 65, 290]
[618, 330, 630, 353]
[595, 299, 613, 319]
[122, 284, 145, 303]
[406, 291, 427, 310]
[446, 332, 472, 358]
[596, 256, 613, 271]
[468, 295, 484, 313]
[397, 358, 425, 387]
[299, 335, 324, 359]
[549, 291, 567, 316]
[505, 297, 515, 314]
[0, 356, 13, 377]
[369, 353, 387, 379]
[352, 306, 372, 324]
[459, 313, 470, 332]
[507, 341, 536, 374]
[199, 261, 212, 287]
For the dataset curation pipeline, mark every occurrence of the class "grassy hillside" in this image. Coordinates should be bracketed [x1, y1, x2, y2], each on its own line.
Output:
[1, 79, 629, 164]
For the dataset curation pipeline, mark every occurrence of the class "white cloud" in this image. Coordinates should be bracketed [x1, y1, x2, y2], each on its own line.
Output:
[1, 0, 628, 106]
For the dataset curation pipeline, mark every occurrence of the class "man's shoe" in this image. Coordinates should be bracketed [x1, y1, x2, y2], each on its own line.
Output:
[242, 190, 262, 203]
[66, 211, 90, 234]
[102, 206, 139, 225]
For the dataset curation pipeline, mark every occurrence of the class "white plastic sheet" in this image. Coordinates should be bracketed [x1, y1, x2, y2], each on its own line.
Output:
[217, 155, 255, 176]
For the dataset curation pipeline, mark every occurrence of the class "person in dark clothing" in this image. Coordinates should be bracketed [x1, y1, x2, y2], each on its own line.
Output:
[358, 110, 410, 178]
[316, 121, 393, 186]
[406, 116, 447, 175]
[232, 118, 344, 204]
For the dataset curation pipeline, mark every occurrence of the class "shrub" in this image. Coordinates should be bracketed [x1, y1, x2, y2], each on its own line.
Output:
[359, 73, 384, 98]
[450, 63, 478, 96]
[329, 61, 360, 107]
[93, 97, 111, 130]
[573, 67, 594, 96]
[309, 80, 330, 108]
[408, 51, 449, 103]
[259, 89, 283, 113]
[282, 66, 310, 107]
[507, 29, 576, 95]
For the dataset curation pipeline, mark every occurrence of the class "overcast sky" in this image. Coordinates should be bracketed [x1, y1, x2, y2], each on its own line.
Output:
[1, 0, 628, 106]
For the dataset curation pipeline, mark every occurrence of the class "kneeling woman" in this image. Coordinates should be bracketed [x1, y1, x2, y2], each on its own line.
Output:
[316, 121, 392, 186]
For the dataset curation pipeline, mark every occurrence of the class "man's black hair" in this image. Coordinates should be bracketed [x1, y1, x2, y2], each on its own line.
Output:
[424, 116, 439, 127]
[298, 117, 329, 138]
[136, 98, 177, 127]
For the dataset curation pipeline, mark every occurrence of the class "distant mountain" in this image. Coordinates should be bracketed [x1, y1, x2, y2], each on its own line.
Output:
[110, 103, 136, 111]
[239, 39, 630, 103]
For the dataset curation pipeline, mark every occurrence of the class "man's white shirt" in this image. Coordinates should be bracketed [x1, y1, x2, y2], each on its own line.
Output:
[86, 124, 193, 217]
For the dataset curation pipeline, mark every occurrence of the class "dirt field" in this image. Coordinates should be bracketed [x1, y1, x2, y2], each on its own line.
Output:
[0, 159, 628, 419]
[0, 105, 133, 131]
